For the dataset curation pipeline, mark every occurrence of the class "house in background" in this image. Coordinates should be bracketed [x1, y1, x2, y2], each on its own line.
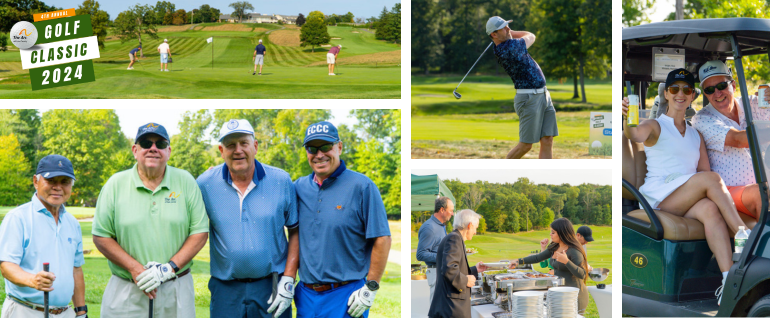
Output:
[218, 13, 298, 24]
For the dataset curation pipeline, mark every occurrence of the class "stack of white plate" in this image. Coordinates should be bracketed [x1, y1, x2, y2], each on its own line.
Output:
[510, 291, 546, 318]
[546, 287, 580, 318]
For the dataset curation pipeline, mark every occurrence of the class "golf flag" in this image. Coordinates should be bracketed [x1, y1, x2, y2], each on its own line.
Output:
[207, 37, 213, 43]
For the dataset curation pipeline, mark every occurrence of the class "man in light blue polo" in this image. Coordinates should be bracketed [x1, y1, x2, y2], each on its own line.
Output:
[0, 155, 88, 318]
[294, 121, 392, 318]
[197, 119, 298, 318]
[416, 196, 453, 303]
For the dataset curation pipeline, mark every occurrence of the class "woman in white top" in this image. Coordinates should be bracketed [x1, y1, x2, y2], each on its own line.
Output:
[622, 68, 746, 305]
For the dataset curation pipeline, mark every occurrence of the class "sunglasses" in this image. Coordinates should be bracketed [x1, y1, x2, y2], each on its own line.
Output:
[138, 139, 169, 149]
[703, 81, 733, 95]
[305, 142, 336, 155]
[668, 85, 693, 95]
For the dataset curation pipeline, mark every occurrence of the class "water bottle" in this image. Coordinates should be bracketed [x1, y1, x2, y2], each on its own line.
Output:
[735, 226, 749, 253]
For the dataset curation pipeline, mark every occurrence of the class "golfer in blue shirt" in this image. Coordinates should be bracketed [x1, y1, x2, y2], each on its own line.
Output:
[416, 197, 453, 303]
[197, 119, 298, 318]
[0, 155, 88, 318]
[253, 39, 267, 75]
[128, 46, 141, 70]
[294, 121, 392, 318]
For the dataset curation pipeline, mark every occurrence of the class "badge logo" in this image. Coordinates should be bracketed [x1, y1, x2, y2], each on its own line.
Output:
[363, 291, 370, 298]
[58, 161, 63, 167]
[285, 282, 293, 292]
[165, 192, 180, 203]
[337, 205, 342, 210]
[142, 123, 158, 133]
[227, 119, 239, 130]
[10, 21, 38, 50]
[68, 237, 72, 243]
[703, 65, 717, 74]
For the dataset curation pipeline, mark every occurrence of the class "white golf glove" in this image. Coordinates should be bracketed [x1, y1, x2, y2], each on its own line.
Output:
[136, 261, 176, 293]
[347, 284, 377, 317]
[267, 276, 295, 316]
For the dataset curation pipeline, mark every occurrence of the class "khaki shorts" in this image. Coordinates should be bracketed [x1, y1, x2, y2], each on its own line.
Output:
[128, 53, 135, 61]
[327, 53, 336, 64]
[1, 298, 75, 318]
[100, 274, 195, 318]
[254, 54, 264, 65]
[514, 90, 559, 143]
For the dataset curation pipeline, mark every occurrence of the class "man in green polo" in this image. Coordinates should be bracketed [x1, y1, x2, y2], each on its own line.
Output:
[92, 122, 209, 318]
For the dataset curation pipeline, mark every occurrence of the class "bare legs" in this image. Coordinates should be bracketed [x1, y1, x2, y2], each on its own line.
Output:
[539, 136, 553, 159]
[682, 198, 733, 272]
[507, 142, 532, 159]
[506, 136, 554, 159]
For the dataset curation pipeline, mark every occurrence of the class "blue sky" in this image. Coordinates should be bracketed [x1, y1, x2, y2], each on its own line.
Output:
[46, 0, 400, 21]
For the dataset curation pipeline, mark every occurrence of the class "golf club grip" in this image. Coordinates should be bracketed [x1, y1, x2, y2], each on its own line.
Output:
[149, 298, 154, 318]
[271, 272, 279, 318]
[455, 42, 494, 90]
[43, 263, 49, 318]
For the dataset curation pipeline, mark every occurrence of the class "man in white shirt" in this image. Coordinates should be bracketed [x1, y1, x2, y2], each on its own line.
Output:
[158, 39, 172, 72]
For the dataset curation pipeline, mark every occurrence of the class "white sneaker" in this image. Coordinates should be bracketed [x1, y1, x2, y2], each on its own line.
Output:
[717, 276, 726, 305]
[330, 73, 336, 76]
[127, 67, 133, 70]
[165, 69, 170, 72]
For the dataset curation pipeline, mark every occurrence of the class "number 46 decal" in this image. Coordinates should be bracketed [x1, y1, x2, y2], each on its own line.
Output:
[630, 253, 648, 268]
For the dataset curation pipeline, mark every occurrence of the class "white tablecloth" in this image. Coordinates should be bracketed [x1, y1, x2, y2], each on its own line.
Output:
[412, 280, 430, 318]
[471, 304, 503, 318]
[587, 285, 612, 318]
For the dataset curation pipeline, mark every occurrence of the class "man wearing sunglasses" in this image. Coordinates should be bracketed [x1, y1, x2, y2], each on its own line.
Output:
[692, 60, 770, 224]
[294, 121, 392, 318]
[196, 119, 298, 318]
[92, 123, 209, 318]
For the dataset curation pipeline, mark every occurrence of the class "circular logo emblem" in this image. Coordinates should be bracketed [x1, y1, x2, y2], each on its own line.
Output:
[227, 120, 239, 130]
[10, 21, 38, 49]
[162, 266, 168, 272]
[363, 291, 370, 298]
[285, 283, 293, 292]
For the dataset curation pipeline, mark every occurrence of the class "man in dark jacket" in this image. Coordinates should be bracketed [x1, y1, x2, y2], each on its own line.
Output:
[428, 209, 488, 318]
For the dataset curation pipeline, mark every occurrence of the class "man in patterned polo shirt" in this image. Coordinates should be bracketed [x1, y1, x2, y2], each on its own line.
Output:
[692, 60, 770, 225]
[197, 119, 298, 318]
[294, 121, 392, 318]
[93, 122, 209, 318]
[487, 16, 558, 159]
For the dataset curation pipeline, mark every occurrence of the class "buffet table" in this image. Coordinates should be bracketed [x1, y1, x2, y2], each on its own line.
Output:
[471, 304, 504, 318]
[587, 285, 612, 318]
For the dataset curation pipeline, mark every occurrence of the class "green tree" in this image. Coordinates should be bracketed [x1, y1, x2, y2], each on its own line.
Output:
[0, 0, 60, 32]
[153, 1, 175, 24]
[0, 110, 42, 173]
[172, 9, 186, 25]
[197, 4, 215, 23]
[412, 0, 443, 74]
[76, 0, 109, 48]
[114, 4, 159, 53]
[300, 11, 331, 52]
[477, 217, 487, 234]
[0, 32, 7, 51]
[342, 11, 354, 23]
[0, 134, 32, 205]
[623, 0, 655, 26]
[168, 110, 215, 178]
[228, 1, 253, 22]
[540, 207, 555, 228]
[296, 13, 305, 26]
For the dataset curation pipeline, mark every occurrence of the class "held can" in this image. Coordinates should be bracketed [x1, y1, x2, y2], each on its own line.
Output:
[627, 94, 640, 127]
[760, 84, 770, 108]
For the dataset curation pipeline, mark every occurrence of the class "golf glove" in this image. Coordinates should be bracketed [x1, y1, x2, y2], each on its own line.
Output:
[267, 276, 295, 316]
[136, 261, 176, 293]
[347, 285, 377, 317]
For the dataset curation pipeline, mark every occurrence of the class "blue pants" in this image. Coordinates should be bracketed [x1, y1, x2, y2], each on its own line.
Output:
[295, 279, 369, 318]
[209, 276, 292, 318]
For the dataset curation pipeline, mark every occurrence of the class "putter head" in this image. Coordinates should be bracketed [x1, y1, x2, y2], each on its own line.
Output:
[453, 90, 462, 99]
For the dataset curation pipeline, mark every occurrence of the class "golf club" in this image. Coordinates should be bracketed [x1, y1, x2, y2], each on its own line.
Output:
[43, 262, 49, 318]
[149, 298, 153, 318]
[271, 272, 279, 318]
[453, 41, 494, 99]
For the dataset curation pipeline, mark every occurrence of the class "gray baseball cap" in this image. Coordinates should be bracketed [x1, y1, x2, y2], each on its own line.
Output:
[486, 16, 512, 35]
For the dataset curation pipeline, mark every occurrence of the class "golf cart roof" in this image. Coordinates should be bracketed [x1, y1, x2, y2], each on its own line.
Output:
[623, 18, 770, 82]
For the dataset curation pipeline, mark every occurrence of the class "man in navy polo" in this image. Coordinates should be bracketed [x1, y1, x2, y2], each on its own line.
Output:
[197, 119, 298, 318]
[416, 196, 454, 303]
[294, 121, 392, 318]
[0, 155, 88, 318]
[487, 16, 558, 159]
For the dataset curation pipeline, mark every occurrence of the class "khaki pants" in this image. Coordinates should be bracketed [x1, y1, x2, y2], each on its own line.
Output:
[2, 298, 75, 318]
[426, 267, 437, 304]
[100, 274, 195, 318]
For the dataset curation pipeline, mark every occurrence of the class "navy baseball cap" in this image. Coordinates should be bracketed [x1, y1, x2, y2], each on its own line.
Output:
[303, 121, 340, 146]
[135, 122, 170, 143]
[36, 154, 76, 180]
[665, 68, 695, 89]
[577, 226, 594, 242]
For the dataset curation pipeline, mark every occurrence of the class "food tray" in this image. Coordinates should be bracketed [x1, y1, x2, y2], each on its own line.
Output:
[494, 276, 565, 290]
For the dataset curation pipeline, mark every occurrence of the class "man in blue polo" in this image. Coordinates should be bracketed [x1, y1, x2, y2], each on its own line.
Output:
[253, 39, 267, 75]
[197, 119, 298, 318]
[0, 155, 88, 318]
[487, 16, 558, 159]
[294, 121, 392, 318]
[416, 196, 454, 303]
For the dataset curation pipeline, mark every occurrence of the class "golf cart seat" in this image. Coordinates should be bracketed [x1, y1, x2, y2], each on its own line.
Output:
[622, 133, 707, 241]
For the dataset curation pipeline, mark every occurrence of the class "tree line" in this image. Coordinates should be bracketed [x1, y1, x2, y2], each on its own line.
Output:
[0, 109, 401, 219]
[412, 178, 611, 234]
[412, 0, 610, 102]
[299, 4, 401, 52]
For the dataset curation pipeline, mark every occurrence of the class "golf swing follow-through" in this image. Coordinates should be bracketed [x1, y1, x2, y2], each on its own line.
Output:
[452, 42, 494, 99]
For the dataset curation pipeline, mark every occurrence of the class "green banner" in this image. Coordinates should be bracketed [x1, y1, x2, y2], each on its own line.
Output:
[33, 15, 93, 45]
[29, 60, 95, 90]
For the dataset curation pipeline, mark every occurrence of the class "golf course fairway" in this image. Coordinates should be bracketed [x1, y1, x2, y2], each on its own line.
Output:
[0, 24, 401, 99]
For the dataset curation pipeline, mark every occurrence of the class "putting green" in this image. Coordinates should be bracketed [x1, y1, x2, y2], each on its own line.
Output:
[0, 24, 401, 99]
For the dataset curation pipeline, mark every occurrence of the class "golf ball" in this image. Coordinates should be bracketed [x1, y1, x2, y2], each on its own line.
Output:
[591, 140, 603, 148]
[10, 21, 38, 49]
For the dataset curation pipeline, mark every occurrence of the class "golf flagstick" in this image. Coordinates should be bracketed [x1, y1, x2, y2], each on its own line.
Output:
[453, 41, 494, 99]
[43, 263, 49, 318]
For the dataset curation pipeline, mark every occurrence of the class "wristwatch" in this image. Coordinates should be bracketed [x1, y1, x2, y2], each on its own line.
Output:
[168, 260, 180, 273]
[74, 305, 87, 313]
[365, 280, 379, 291]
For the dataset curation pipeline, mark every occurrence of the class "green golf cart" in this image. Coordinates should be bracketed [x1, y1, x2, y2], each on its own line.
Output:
[623, 18, 770, 317]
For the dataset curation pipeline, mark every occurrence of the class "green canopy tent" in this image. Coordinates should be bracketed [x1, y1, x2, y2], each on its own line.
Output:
[411, 174, 456, 212]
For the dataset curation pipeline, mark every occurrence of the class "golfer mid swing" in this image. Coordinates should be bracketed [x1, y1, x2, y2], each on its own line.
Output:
[253, 39, 266, 75]
[128, 46, 141, 70]
[487, 16, 558, 159]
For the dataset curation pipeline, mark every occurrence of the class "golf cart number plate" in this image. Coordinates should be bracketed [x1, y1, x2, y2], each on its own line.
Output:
[630, 253, 648, 268]
[652, 47, 685, 82]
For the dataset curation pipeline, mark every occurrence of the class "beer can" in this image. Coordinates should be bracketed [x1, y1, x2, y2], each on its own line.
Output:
[627, 94, 640, 127]
[760, 84, 770, 108]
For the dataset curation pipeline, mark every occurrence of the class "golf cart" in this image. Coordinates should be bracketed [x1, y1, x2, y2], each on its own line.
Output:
[622, 18, 770, 317]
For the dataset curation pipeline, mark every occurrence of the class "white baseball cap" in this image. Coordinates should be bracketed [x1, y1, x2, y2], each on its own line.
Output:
[164, 39, 168, 42]
[699, 60, 732, 83]
[486, 16, 512, 35]
[219, 119, 255, 141]
[259, 39, 262, 43]
[338, 44, 342, 47]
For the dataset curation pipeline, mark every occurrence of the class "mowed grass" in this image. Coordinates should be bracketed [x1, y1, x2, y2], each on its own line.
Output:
[0, 24, 400, 98]
[411, 225, 612, 318]
[0, 209, 402, 318]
